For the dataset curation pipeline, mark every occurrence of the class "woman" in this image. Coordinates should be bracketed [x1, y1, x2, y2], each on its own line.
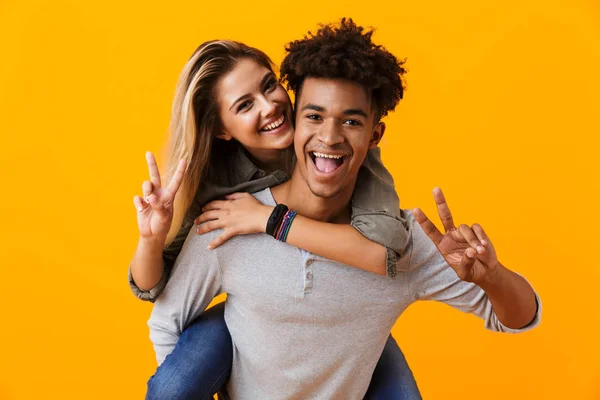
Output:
[130, 40, 420, 399]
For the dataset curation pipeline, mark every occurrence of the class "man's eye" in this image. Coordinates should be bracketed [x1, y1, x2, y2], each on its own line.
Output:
[306, 114, 321, 121]
[344, 119, 361, 126]
[237, 100, 252, 112]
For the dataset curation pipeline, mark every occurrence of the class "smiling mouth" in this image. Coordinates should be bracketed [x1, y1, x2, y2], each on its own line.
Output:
[309, 151, 347, 173]
[260, 115, 285, 132]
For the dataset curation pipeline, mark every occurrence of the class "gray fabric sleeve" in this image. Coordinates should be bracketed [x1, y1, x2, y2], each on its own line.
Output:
[350, 147, 410, 278]
[405, 212, 542, 333]
[148, 228, 223, 366]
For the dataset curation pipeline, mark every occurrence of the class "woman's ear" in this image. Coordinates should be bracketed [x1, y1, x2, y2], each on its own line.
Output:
[369, 121, 386, 149]
[216, 131, 233, 141]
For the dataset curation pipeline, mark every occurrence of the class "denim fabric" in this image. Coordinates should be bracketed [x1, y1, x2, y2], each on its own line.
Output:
[146, 303, 232, 400]
[364, 335, 422, 400]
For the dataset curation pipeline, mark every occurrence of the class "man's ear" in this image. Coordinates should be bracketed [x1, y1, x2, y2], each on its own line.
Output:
[369, 122, 386, 149]
[216, 131, 233, 141]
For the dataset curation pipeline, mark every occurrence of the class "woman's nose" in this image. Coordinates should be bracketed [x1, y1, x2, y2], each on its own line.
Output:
[259, 96, 277, 118]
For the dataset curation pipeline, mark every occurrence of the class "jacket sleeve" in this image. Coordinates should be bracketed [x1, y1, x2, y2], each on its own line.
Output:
[351, 147, 410, 278]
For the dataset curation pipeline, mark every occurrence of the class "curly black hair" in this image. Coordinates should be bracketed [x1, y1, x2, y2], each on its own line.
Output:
[280, 18, 407, 120]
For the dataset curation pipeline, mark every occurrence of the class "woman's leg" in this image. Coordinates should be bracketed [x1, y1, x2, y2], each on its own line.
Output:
[146, 302, 232, 400]
[364, 335, 422, 400]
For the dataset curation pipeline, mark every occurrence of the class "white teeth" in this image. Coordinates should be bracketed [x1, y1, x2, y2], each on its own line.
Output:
[261, 115, 285, 131]
[312, 152, 343, 159]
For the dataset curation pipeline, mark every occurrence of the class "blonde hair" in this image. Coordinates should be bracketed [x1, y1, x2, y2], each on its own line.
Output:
[162, 40, 275, 245]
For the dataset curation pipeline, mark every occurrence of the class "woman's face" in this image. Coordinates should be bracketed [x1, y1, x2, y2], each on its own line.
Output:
[217, 58, 295, 161]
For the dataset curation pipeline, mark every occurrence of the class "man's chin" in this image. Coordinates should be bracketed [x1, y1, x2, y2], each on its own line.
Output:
[307, 182, 345, 199]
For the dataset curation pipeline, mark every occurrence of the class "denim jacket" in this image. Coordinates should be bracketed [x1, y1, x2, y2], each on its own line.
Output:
[129, 142, 409, 301]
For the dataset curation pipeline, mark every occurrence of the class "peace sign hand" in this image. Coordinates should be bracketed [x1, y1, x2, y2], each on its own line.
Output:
[413, 188, 499, 284]
[133, 152, 186, 243]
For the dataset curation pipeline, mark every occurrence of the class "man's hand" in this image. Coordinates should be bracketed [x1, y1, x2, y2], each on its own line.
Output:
[413, 187, 499, 285]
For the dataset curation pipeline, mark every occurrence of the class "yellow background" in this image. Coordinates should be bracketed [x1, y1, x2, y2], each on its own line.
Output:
[1, 0, 599, 398]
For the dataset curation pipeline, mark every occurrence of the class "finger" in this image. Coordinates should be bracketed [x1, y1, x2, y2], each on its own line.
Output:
[202, 200, 229, 212]
[207, 230, 235, 249]
[145, 194, 170, 218]
[433, 187, 455, 232]
[196, 219, 224, 235]
[456, 247, 477, 282]
[195, 210, 222, 225]
[146, 151, 162, 188]
[225, 192, 248, 200]
[413, 207, 443, 245]
[142, 180, 154, 199]
[133, 195, 148, 212]
[472, 224, 490, 247]
[166, 159, 186, 194]
[458, 224, 485, 254]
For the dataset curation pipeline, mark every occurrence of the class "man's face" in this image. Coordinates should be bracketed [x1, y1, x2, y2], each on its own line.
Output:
[293, 77, 384, 199]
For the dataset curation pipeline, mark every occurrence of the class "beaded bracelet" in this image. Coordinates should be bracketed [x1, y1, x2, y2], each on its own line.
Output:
[275, 210, 297, 242]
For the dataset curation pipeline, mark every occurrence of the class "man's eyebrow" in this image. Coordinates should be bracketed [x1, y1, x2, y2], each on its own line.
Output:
[229, 72, 275, 111]
[300, 103, 325, 112]
[343, 108, 368, 118]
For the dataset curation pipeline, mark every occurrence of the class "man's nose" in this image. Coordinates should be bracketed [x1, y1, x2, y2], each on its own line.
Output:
[317, 120, 344, 146]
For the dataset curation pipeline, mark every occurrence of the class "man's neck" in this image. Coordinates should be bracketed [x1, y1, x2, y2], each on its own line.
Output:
[271, 169, 355, 224]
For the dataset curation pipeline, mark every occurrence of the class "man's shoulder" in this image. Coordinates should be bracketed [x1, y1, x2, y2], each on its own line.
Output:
[181, 188, 275, 254]
[394, 208, 443, 272]
[250, 188, 276, 206]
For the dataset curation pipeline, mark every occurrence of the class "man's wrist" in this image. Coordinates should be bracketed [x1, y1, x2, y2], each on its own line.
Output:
[474, 261, 505, 290]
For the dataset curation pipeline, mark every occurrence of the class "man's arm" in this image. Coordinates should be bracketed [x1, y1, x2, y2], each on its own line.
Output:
[408, 189, 540, 332]
[148, 228, 224, 365]
[407, 229, 541, 332]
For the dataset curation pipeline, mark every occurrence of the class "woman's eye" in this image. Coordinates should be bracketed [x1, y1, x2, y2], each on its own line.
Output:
[265, 79, 277, 92]
[237, 100, 252, 112]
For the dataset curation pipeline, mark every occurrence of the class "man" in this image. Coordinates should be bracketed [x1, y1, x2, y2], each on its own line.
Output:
[149, 19, 541, 399]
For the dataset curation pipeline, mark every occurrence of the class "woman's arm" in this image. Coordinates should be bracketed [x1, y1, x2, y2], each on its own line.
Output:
[129, 152, 186, 297]
[129, 213, 195, 300]
[282, 216, 386, 275]
[196, 193, 387, 275]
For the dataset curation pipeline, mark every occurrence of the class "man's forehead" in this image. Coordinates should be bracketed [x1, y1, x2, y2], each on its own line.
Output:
[298, 77, 372, 111]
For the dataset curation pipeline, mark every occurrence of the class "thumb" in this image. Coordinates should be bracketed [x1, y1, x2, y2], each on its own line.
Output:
[456, 247, 477, 282]
[133, 195, 149, 213]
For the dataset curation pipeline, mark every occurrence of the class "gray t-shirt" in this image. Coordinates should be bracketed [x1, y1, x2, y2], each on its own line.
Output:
[149, 188, 542, 400]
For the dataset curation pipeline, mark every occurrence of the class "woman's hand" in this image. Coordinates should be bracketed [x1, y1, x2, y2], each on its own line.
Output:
[413, 187, 499, 285]
[194, 192, 273, 249]
[133, 151, 186, 244]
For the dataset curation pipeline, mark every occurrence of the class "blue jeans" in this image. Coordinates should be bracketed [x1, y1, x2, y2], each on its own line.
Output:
[146, 303, 421, 400]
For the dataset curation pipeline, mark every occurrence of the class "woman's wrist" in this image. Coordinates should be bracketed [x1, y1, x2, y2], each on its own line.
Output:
[138, 234, 166, 252]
